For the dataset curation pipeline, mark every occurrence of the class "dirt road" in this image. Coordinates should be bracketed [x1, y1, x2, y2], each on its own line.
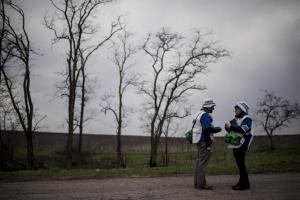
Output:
[0, 173, 299, 200]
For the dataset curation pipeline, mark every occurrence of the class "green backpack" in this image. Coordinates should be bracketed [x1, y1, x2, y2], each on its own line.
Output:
[224, 132, 243, 145]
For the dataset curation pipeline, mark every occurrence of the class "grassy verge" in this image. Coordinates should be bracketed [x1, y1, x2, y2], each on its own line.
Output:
[0, 144, 299, 182]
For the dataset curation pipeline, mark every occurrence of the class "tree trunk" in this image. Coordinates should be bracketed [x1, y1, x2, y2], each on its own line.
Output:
[78, 68, 86, 155]
[78, 123, 83, 154]
[116, 94, 122, 167]
[116, 97, 122, 167]
[116, 70, 123, 167]
[0, 127, 5, 170]
[150, 136, 159, 167]
[116, 126, 122, 167]
[66, 83, 76, 168]
[25, 130, 35, 169]
[150, 149, 157, 167]
[164, 136, 169, 166]
[24, 65, 35, 169]
[268, 133, 275, 151]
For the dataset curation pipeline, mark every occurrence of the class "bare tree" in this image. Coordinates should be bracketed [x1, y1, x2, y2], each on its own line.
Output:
[100, 30, 137, 167]
[139, 28, 229, 167]
[0, 0, 38, 169]
[44, 0, 124, 167]
[256, 90, 300, 150]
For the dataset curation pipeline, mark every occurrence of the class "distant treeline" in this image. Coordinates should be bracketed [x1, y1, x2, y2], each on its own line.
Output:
[2, 131, 300, 152]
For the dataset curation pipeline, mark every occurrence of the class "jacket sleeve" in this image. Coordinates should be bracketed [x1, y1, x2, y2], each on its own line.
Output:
[203, 127, 222, 134]
[200, 113, 222, 134]
[225, 118, 236, 133]
[230, 118, 252, 134]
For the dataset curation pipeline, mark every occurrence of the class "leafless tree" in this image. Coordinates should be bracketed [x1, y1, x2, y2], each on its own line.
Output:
[100, 30, 137, 167]
[139, 28, 229, 167]
[0, 0, 38, 169]
[44, 0, 124, 167]
[256, 90, 300, 150]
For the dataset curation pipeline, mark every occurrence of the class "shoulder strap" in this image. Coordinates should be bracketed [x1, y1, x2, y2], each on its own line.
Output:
[192, 111, 205, 129]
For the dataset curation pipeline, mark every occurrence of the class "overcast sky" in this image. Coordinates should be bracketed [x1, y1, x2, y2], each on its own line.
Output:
[11, 0, 300, 136]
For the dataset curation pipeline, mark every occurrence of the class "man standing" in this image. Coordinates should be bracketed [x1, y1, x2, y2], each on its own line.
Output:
[193, 98, 222, 190]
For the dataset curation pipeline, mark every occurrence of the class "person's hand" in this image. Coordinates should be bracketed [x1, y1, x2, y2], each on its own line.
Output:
[225, 123, 230, 129]
[230, 119, 237, 126]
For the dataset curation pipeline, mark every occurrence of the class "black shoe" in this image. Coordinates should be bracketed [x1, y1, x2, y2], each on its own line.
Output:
[232, 184, 250, 190]
[199, 184, 214, 190]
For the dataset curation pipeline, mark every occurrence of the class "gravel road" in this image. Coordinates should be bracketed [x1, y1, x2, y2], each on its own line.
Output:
[0, 173, 299, 200]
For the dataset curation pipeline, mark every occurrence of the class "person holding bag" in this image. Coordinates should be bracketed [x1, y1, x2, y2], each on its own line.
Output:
[225, 101, 254, 190]
[193, 98, 222, 190]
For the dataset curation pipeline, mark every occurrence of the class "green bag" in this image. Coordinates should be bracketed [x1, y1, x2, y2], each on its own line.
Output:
[225, 132, 243, 145]
[185, 130, 193, 144]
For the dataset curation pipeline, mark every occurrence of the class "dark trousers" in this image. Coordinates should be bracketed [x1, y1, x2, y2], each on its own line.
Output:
[233, 147, 250, 187]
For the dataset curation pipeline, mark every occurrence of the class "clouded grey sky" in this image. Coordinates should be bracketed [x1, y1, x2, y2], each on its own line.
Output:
[13, 0, 300, 136]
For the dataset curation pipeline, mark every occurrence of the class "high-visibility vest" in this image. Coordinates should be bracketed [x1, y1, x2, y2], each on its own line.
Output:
[192, 111, 207, 144]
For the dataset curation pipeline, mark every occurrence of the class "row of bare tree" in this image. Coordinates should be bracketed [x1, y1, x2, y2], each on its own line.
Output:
[43, 0, 125, 168]
[1, 0, 299, 170]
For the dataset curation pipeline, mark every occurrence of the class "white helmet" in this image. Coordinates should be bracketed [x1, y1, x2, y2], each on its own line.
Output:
[202, 98, 216, 108]
[235, 101, 249, 114]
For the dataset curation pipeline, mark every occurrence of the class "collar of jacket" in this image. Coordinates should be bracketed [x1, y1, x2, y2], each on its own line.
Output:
[201, 107, 212, 113]
[235, 111, 246, 118]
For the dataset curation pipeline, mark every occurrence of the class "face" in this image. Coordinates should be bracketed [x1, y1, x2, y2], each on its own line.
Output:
[235, 106, 242, 115]
[207, 106, 215, 113]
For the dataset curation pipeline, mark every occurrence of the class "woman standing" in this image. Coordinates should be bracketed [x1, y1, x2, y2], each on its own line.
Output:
[225, 101, 253, 190]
